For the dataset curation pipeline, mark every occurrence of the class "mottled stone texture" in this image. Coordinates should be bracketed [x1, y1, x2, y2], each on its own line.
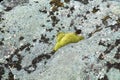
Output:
[0, 0, 120, 80]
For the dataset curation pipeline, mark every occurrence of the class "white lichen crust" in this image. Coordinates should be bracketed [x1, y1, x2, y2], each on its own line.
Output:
[0, 0, 120, 80]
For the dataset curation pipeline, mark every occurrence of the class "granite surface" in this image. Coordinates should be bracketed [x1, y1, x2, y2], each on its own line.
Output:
[0, 0, 120, 80]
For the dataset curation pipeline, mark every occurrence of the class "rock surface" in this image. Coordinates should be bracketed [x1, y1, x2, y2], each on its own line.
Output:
[0, 0, 120, 80]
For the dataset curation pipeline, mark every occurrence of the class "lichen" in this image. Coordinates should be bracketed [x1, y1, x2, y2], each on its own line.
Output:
[0, 0, 120, 80]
